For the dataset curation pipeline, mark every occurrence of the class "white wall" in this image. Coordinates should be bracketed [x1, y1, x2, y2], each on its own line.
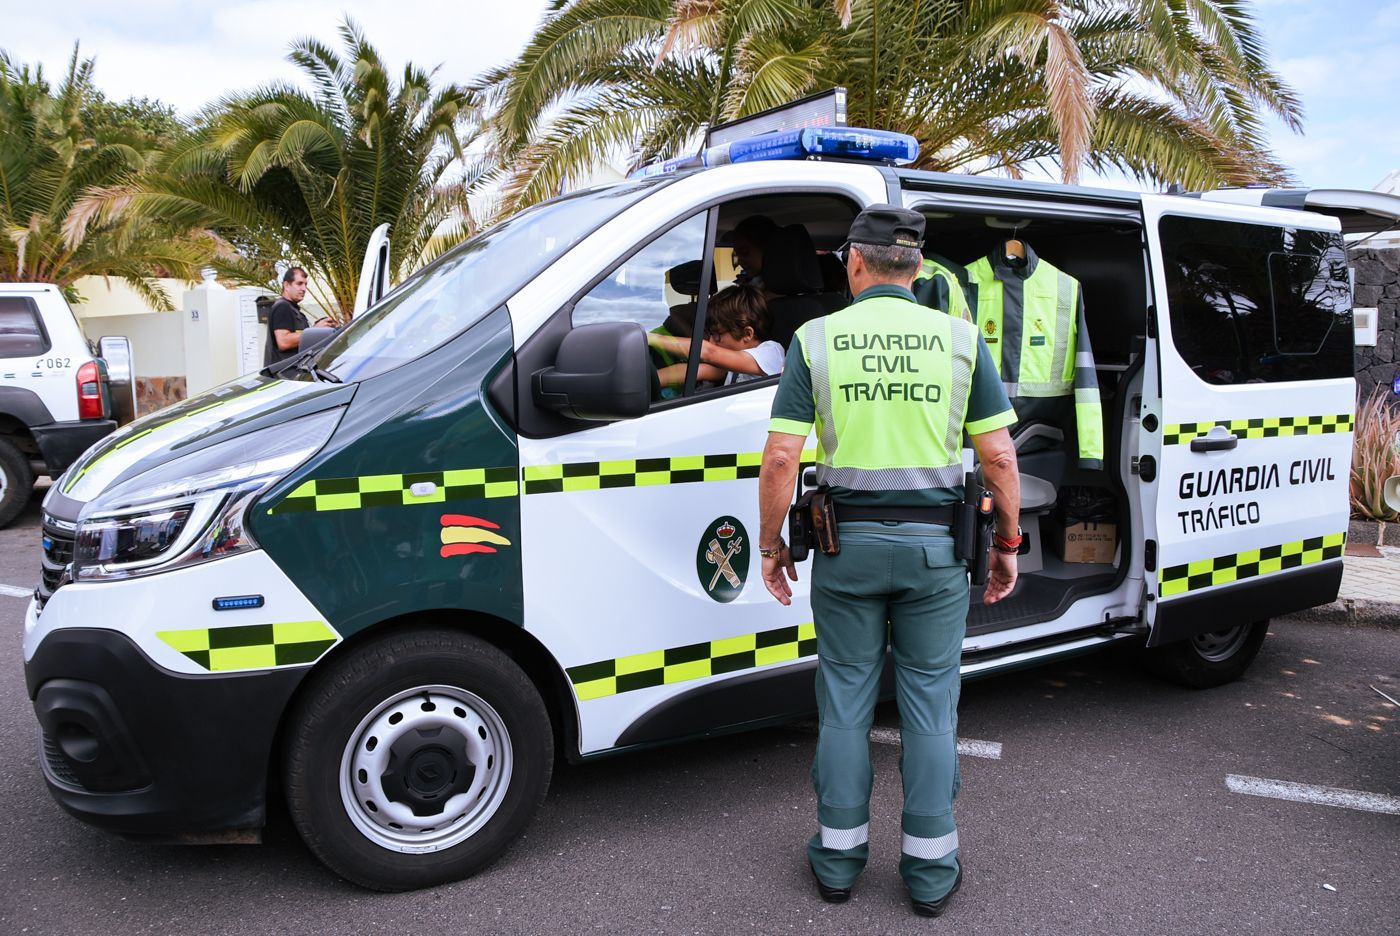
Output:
[82, 311, 185, 377]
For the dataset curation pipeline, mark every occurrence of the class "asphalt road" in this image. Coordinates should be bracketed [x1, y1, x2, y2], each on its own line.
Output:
[1, 490, 1396, 935]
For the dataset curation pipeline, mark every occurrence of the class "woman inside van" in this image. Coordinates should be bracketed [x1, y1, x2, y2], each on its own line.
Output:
[649, 283, 785, 389]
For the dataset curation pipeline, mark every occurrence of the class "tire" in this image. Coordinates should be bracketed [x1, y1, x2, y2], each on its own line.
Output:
[0, 438, 35, 529]
[1147, 619, 1269, 689]
[283, 628, 553, 891]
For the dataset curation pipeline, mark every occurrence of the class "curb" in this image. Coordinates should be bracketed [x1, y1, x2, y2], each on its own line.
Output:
[1290, 598, 1400, 629]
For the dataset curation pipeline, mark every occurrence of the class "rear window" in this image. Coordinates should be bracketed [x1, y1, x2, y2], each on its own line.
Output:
[1159, 216, 1353, 384]
[0, 296, 50, 357]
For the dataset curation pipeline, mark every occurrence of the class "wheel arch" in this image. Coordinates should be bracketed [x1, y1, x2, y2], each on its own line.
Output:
[268, 609, 580, 801]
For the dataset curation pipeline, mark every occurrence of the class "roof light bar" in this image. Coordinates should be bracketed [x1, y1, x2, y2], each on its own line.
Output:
[628, 126, 920, 179]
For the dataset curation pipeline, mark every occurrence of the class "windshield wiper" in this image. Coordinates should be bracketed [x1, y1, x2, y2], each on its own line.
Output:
[273, 348, 340, 383]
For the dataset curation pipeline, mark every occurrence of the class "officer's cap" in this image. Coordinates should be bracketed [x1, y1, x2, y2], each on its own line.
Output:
[841, 204, 925, 251]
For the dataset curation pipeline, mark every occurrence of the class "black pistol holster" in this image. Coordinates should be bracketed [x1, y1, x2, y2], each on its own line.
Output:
[789, 473, 995, 583]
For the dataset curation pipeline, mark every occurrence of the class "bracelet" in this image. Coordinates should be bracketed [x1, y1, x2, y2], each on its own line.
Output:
[759, 540, 786, 558]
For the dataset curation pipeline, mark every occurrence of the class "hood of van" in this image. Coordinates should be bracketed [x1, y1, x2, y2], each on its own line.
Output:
[45, 375, 353, 520]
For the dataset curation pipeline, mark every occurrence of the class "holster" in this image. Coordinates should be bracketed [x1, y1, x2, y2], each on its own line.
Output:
[957, 472, 996, 587]
[788, 485, 839, 560]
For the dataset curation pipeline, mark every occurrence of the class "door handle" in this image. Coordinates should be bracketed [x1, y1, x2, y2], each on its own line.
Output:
[1190, 434, 1238, 452]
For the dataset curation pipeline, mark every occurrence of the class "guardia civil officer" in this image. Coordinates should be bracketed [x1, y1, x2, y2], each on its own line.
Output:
[757, 206, 1023, 918]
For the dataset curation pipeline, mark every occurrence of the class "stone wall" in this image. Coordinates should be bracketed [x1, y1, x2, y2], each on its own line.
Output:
[1351, 246, 1399, 403]
[135, 376, 187, 416]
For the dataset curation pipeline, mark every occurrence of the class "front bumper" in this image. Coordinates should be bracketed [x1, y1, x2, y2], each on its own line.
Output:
[26, 622, 306, 835]
[30, 419, 117, 475]
[23, 550, 338, 836]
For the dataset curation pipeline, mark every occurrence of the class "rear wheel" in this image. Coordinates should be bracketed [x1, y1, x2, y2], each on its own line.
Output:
[1147, 619, 1269, 689]
[0, 438, 35, 529]
[283, 628, 552, 891]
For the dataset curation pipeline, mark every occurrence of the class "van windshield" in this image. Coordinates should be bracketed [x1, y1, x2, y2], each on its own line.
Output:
[311, 178, 673, 383]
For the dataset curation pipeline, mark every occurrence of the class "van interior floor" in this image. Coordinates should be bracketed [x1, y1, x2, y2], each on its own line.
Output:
[967, 556, 1118, 635]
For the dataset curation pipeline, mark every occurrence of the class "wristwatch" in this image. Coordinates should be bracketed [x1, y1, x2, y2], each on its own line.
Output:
[993, 527, 1024, 554]
[759, 539, 787, 558]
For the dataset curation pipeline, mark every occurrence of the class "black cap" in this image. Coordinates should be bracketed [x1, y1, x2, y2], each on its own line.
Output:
[841, 204, 925, 251]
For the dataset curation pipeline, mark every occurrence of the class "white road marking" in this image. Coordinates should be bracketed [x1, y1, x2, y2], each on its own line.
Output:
[792, 722, 1002, 759]
[0, 584, 33, 599]
[1225, 774, 1400, 816]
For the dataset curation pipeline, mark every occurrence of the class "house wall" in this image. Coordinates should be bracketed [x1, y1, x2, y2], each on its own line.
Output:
[1351, 247, 1400, 404]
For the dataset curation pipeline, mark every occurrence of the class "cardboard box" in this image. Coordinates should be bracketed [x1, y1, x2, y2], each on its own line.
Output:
[1059, 521, 1116, 564]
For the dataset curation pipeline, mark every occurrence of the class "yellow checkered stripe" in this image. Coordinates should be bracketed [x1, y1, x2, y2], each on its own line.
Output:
[271, 466, 519, 513]
[1158, 532, 1346, 598]
[567, 623, 818, 701]
[1162, 414, 1352, 446]
[157, 620, 339, 672]
[523, 449, 816, 495]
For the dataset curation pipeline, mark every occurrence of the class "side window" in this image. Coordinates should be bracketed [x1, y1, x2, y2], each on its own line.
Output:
[572, 213, 707, 331]
[0, 297, 51, 357]
[1159, 216, 1353, 384]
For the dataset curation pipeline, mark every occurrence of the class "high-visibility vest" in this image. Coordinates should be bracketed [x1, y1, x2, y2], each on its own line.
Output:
[794, 293, 978, 501]
[912, 255, 973, 322]
[966, 248, 1104, 468]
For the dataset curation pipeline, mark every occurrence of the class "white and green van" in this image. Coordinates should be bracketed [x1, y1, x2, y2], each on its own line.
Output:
[23, 117, 1397, 891]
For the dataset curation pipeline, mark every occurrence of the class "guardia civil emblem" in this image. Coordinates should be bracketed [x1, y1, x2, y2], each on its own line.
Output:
[696, 516, 749, 603]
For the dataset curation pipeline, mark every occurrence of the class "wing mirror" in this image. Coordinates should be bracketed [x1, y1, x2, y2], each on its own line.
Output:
[533, 322, 657, 421]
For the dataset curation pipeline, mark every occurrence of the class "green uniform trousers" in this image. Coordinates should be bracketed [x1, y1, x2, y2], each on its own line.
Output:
[807, 521, 968, 902]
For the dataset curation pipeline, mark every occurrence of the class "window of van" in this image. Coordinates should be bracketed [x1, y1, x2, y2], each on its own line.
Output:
[1159, 216, 1353, 384]
[314, 178, 673, 383]
[0, 297, 50, 357]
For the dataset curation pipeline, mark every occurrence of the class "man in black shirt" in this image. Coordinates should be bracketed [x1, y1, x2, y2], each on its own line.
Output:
[265, 267, 331, 366]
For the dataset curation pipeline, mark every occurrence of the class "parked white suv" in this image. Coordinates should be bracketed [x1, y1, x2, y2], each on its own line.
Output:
[0, 283, 132, 527]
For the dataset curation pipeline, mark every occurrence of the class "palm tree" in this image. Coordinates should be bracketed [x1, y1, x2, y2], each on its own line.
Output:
[78, 19, 482, 319]
[0, 47, 209, 309]
[483, 0, 1302, 212]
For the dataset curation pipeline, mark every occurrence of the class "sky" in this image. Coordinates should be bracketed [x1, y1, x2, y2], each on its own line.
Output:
[1, 0, 1396, 192]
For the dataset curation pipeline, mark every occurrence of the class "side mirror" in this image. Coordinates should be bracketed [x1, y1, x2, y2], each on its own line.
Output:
[300, 326, 337, 354]
[97, 335, 137, 426]
[533, 322, 656, 421]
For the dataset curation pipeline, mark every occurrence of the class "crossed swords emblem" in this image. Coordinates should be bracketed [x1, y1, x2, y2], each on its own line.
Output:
[705, 536, 744, 591]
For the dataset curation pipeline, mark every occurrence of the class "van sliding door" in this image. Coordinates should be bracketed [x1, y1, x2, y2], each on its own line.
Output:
[1139, 194, 1353, 645]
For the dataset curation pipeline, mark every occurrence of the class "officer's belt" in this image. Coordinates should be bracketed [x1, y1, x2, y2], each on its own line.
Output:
[834, 504, 959, 525]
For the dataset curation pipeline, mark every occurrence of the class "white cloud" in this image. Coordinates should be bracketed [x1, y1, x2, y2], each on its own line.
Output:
[2, 0, 549, 113]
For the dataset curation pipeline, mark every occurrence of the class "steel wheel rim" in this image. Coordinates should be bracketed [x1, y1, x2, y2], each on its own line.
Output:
[339, 684, 513, 854]
[1191, 624, 1251, 663]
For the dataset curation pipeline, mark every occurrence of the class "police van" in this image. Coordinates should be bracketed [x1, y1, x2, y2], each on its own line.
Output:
[23, 108, 1397, 890]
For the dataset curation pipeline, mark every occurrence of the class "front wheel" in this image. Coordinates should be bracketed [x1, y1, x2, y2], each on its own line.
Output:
[283, 628, 553, 891]
[1147, 619, 1269, 689]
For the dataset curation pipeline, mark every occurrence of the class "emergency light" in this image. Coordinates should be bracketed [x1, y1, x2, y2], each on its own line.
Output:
[629, 126, 920, 179]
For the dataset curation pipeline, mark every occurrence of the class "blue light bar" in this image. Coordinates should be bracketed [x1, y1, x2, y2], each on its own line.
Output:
[628, 125, 920, 179]
[213, 594, 265, 611]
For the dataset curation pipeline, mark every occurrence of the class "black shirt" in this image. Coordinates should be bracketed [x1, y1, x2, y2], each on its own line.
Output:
[264, 298, 309, 366]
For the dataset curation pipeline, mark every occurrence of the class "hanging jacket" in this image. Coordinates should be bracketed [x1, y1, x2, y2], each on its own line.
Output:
[966, 243, 1104, 469]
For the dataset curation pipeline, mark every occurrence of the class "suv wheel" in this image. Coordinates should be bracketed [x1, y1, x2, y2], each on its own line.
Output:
[283, 628, 553, 891]
[0, 438, 35, 528]
[1147, 619, 1269, 689]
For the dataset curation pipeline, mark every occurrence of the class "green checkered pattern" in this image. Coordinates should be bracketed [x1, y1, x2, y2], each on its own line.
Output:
[522, 449, 816, 495]
[1158, 532, 1346, 598]
[158, 620, 339, 672]
[271, 467, 519, 513]
[567, 622, 818, 701]
[1162, 414, 1352, 446]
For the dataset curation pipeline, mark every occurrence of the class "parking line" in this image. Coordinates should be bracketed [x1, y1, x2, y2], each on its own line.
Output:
[1225, 774, 1400, 816]
[0, 584, 32, 599]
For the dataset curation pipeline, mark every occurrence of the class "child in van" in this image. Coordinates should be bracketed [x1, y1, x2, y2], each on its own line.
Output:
[649, 283, 785, 389]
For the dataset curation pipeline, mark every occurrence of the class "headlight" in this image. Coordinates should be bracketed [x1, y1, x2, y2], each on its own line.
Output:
[73, 409, 341, 582]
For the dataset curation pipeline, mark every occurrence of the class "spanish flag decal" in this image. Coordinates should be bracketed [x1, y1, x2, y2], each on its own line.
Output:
[440, 514, 512, 558]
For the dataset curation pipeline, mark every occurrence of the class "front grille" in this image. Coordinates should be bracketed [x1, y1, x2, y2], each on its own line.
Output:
[38, 521, 75, 606]
[40, 731, 84, 789]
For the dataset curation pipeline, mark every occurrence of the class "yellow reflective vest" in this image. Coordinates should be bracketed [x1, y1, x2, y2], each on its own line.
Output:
[966, 245, 1104, 469]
